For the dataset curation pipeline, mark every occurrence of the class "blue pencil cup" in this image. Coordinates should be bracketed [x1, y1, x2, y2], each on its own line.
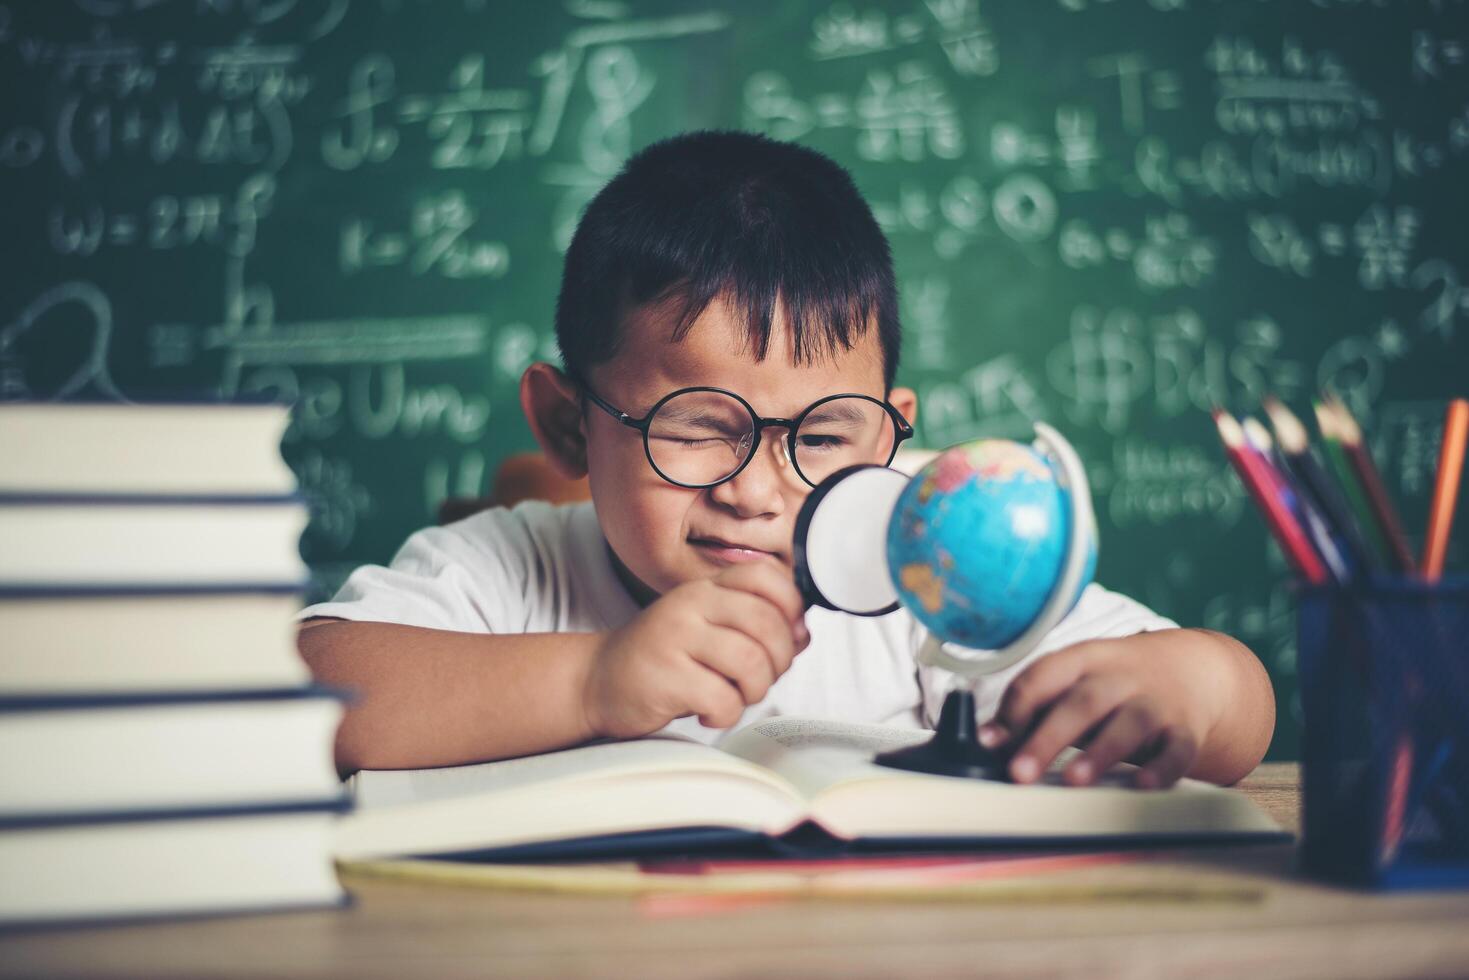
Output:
[1297, 580, 1469, 889]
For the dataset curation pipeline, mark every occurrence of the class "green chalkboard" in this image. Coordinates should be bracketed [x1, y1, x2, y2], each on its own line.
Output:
[4, 0, 1467, 759]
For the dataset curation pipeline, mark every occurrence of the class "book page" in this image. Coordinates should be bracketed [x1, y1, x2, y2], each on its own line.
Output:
[716, 717, 932, 801]
[717, 717, 1282, 842]
[336, 734, 808, 860]
[351, 734, 752, 808]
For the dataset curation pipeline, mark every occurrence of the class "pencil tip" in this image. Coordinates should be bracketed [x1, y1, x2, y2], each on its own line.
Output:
[1332, 400, 1362, 444]
[1264, 399, 1306, 453]
[1312, 401, 1334, 439]
[1213, 410, 1244, 446]
[1242, 416, 1274, 451]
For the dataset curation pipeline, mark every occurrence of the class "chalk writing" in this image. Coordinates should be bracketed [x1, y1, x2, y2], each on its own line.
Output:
[0, 281, 126, 402]
[808, 0, 997, 76]
[340, 190, 510, 279]
[744, 61, 964, 162]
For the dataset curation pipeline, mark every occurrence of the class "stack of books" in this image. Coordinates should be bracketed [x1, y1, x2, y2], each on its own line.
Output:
[0, 401, 347, 926]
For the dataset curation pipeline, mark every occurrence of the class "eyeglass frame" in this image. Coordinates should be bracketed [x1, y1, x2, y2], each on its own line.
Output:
[571, 376, 915, 490]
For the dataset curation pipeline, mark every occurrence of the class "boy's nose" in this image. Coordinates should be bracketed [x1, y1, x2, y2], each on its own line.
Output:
[707, 428, 798, 518]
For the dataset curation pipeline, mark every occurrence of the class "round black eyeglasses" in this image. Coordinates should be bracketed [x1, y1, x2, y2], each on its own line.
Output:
[575, 381, 914, 490]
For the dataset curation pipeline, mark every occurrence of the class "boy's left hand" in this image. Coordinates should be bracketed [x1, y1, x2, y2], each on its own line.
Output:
[977, 635, 1224, 790]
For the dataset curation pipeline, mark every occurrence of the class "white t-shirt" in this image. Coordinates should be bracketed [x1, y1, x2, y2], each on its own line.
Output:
[300, 501, 1178, 744]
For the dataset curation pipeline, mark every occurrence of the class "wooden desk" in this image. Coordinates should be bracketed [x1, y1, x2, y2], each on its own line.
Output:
[5, 763, 1469, 979]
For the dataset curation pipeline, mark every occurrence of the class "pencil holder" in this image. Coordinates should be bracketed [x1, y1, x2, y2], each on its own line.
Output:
[1297, 580, 1469, 889]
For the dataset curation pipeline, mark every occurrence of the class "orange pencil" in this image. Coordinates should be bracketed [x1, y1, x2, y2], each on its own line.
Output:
[1214, 410, 1328, 585]
[1317, 402, 1463, 868]
[1422, 399, 1468, 580]
[1382, 398, 1468, 865]
[1328, 397, 1416, 574]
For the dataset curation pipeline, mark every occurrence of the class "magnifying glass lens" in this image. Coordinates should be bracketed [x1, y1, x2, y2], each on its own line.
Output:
[793, 465, 909, 616]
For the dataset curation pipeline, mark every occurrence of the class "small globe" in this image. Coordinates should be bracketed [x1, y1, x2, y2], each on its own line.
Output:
[886, 439, 1097, 651]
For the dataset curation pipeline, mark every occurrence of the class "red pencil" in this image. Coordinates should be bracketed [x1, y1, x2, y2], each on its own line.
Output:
[1214, 410, 1328, 584]
[1244, 416, 1348, 583]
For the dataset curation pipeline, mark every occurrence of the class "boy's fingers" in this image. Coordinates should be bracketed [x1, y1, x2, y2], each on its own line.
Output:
[1007, 676, 1129, 784]
[977, 721, 1011, 749]
[701, 590, 798, 673]
[1065, 703, 1155, 786]
[716, 559, 806, 624]
[687, 665, 747, 729]
[687, 625, 776, 704]
[1135, 729, 1196, 789]
[993, 645, 1092, 735]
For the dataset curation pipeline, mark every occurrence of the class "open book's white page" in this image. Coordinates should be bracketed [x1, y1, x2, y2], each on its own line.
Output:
[336, 735, 809, 859]
[720, 717, 1282, 840]
[719, 718, 931, 800]
[351, 735, 784, 808]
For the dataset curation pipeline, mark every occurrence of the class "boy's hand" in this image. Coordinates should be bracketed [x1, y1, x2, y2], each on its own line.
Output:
[581, 560, 810, 739]
[977, 634, 1226, 790]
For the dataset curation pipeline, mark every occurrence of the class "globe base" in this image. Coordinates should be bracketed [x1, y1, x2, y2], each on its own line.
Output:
[874, 689, 1013, 781]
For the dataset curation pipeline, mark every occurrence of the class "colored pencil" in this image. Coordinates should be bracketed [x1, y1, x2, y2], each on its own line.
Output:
[1380, 734, 1414, 867]
[1325, 397, 1451, 865]
[1239, 417, 1290, 499]
[1315, 401, 1387, 564]
[1421, 398, 1468, 580]
[1316, 399, 1414, 859]
[1328, 397, 1416, 574]
[1263, 397, 1380, 576]
[1381, 399, 1469, 865]
[1386, 397, 1469, 859]
[1242, 417, 1349, 583]
[1214, 411, 1328, 585]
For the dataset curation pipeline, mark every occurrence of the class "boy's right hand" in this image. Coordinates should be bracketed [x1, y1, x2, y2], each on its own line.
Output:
[581, 560, 810, 739]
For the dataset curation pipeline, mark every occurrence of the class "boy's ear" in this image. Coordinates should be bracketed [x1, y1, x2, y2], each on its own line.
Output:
[889, 385, 918, 427]
[520, 362, 588, 479]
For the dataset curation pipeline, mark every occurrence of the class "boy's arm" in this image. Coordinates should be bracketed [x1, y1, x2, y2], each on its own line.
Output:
[298, 620, 603, 773]
[1176, 629, 1277, 784]
[978, 628, 1276, 788]
[299, 559, 809, 774]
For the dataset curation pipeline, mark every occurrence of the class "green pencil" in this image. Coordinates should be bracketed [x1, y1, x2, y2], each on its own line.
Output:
[1314, 400, 1388, 563]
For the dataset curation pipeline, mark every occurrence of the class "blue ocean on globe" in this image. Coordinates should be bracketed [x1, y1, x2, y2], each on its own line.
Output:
[886, 440, 1097, 651]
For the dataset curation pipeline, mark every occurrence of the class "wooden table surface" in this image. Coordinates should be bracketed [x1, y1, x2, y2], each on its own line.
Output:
[5, 763, 1469, 979]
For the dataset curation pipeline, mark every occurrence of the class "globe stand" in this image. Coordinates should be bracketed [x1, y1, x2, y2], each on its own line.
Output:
[873, 689, 1012, 780]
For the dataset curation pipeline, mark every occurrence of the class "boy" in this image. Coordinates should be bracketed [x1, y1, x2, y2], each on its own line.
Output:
[299, 131, 1275, 789]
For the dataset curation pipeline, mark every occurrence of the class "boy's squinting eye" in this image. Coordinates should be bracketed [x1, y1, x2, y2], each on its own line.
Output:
[797, 433, 852, 452]
[650, 416, 750, 451]
[655, 435, 744, 454]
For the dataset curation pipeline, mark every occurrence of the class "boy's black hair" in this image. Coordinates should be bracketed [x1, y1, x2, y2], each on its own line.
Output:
[555, 130, 901, 389]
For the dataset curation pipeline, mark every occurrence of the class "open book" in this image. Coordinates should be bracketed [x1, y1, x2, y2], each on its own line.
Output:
[334, 718, 1283, 861]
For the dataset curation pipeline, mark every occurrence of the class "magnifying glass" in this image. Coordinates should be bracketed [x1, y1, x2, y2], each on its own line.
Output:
[791, 463, 908, 616]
